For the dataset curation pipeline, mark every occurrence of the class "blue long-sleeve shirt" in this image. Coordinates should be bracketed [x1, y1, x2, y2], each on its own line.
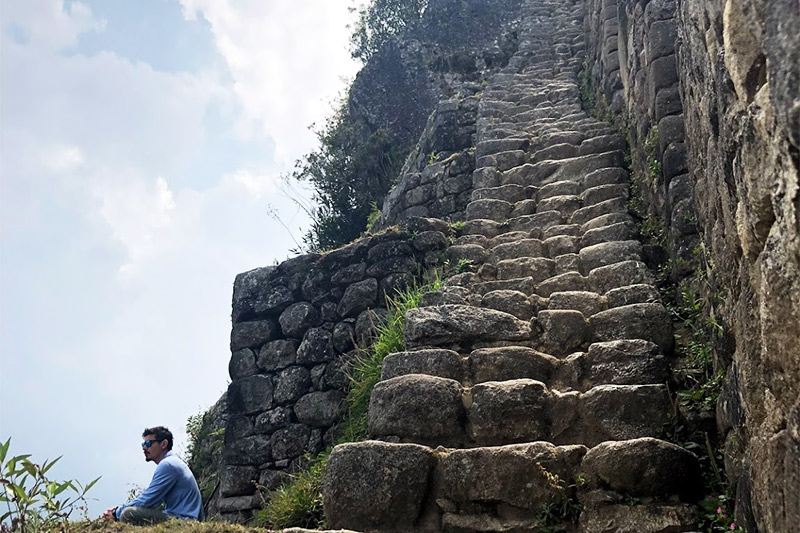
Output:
[115, 451, 202, 520]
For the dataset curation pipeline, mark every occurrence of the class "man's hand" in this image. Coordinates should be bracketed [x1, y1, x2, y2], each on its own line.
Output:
[102, 507, 118, 521]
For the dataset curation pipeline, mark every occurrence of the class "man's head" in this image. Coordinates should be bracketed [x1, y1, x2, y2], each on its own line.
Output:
[141, 426, 173, 464]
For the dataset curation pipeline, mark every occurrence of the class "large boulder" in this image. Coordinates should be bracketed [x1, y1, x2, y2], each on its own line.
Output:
[324, 442, 435, 531]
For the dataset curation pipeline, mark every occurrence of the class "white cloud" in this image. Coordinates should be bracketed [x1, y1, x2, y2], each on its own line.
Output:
[93, 173, 176, 273]
[43, 144, 85, 171]
[2, 0, 105, 50]
[175, 0, 360, 164]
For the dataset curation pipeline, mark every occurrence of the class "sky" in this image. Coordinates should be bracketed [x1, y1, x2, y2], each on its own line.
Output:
[0, 0, 362, 518]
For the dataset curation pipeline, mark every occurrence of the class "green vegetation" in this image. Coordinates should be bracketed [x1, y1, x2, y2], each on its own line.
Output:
[185, 408, 225, 502]
[535, 463, 582, 532]
[70, 519, 270, 533]
[253, 274, 442, 529]
[293, 102, 404, 252]
[577, 57, 614, 123]
[658, 247, 740, 533]
[253, 453, 328, 530]
[449, 220, 466, 232]
[349, 0, 429, 62]
[0, 438, 99, 532]
[365, 202, 382, 232]
[289, 0, 444, 252]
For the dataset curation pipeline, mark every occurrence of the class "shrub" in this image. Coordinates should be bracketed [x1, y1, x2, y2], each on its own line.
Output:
[0, 438, 99, 532]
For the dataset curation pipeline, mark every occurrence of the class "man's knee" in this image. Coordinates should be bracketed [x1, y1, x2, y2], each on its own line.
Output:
[119, 506, 168, 525]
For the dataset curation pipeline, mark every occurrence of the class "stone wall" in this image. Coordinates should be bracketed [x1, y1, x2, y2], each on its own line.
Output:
[379, 95, 478, 226]
[217, 218, 449, 521]
[677, 1, 799, 531]
[584, 0, 698, 278]
[585, 0, 800, 531]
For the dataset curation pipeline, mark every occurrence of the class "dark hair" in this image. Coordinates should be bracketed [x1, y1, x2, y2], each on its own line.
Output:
[142, 426, 173, 450]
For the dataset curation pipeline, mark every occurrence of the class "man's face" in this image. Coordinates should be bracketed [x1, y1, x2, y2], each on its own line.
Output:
[141, 434, 168, 463]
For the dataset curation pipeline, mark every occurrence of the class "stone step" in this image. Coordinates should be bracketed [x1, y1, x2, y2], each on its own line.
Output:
[496, 256, 556, 281]
[369, 374, 672, 447]
[381, 339, 670, 393]
[403, 304, 532, 349]
[325, 439, 699, 533]
[581, 220, 639, 247]
[536, 194, 582, 217]
[578, 240, 643, 273]
[471, 184, 536, 203]
[465, 198, 513, 221]
[582, 183, 630, 206]
[502, 150, 625, 187]
[569, 196, 629, 226]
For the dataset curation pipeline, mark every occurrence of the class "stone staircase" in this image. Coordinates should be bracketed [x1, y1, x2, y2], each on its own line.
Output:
[322, 2, 703, 532]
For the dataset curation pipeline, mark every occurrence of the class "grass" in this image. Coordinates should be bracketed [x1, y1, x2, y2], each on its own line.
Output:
[252, 274, 442, 530]
[67, 518, 273, 533]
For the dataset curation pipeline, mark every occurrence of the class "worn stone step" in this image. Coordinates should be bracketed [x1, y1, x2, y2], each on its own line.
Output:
[580, 211, 634, 233]
[481, 289, 537, 320]
[529, 150, 627, 187]
[581, 166, 630, 189]
[508, 198, 538, 217]
[539, 179, 581, 199]
[475, 138, 531, 160]
[324, 439, 701, 532]
[570, 196, 629, 226]
[471, 184, 534, 202]
[462, 218, 501, 237]
[474, 277, 537, 296]
[537, 194, 582, 217]
[487, 231, 532, 247]
[581, 220, 639, 247]
[605, 283, 661, 307]
[505, 210, 565, 234]
[454, 234, 489, 247]
[582, 183, 630, 206]
[554, 252, 581, 274]
[589, 302, 674, 353]
[536, 270, 588, 297]
[369, 375, 673, 447]
[491, 238, 546, 260]
[548, 290, 606, 317]
[543, 223, 582, 239]
[496, 256, 556, 281]
[381, 339, 670, 392]
[578, 240, 643, 273]
[587, 260, 655, 294]
[543, 234, 579, 257]
[465, 198, 513, 221]
[404, 304, 532, 348]
[476, 149, 529, 171]
[444, 244, 491, 266]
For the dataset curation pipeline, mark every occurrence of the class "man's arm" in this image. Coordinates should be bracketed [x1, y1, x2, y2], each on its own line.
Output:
[114, 463, 178, 519]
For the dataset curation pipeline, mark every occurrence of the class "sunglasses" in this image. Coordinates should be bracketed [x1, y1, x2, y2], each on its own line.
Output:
[141, 439, 163, 448]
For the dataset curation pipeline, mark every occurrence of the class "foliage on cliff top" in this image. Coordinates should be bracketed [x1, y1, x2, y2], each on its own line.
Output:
[349, 0, 429, 62]
[293, 99, 404, 253]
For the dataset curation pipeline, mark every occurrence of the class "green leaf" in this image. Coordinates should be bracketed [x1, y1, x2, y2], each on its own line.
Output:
[53, 481, 71, 497]
[41, 456, 61, 475]
[84, 476, 101, 493]
[0, 438, 10, 465]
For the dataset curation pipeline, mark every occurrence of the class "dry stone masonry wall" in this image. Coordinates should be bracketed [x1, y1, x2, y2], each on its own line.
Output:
[217, 221, 449, 521]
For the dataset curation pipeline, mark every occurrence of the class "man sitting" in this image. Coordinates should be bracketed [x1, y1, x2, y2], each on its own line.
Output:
[103, 426, 203, 525]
